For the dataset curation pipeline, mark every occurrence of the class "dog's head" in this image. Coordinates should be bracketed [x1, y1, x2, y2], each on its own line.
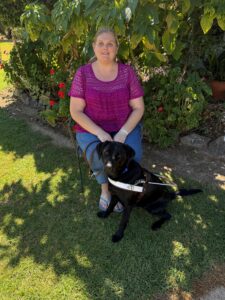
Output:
[96, 141, 135, 178]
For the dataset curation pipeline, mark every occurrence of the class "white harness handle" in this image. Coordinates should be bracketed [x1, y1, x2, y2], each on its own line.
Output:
[108, 177, 176, 193]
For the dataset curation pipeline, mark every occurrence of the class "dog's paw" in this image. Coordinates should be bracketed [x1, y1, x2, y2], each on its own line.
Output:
[112, 233, 123, 243]
[97, 211, 109, 218]
[151, 221, 162, 231]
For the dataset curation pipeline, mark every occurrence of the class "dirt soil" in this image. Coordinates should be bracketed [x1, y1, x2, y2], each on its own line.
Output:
[0, 87, 225, 299]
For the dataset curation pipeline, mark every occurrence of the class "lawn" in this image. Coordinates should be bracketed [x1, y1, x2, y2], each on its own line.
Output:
[0, 41, 13, 91]
[0, 108, 225, 300]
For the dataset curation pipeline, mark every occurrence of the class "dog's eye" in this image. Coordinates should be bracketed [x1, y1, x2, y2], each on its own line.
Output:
[115, 154, 121, 160]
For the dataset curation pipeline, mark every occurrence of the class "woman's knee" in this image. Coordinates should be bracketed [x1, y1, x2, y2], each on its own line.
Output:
[134, 148, 142, 163]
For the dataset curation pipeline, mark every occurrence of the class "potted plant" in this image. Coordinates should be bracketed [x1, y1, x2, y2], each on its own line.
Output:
[208, 49, 225, 100]
[200, 31, 225, 101]
[185, 25, 225, 101]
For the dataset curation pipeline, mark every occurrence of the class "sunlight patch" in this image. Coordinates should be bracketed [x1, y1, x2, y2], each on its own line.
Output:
[40, 235, 48, 245]
[0, 152, 51, 193]
[214, 173, 225, 190]
[104, 278, 124, 297]
[194, 215, 208, 229]
[47, 169, 68, 204]
[14, 218, 24, 226]
[172, 241, 190, 258]
[209, 195, 218, 203]
[75, 254, 92, 268]
[167, 267, 186, 288]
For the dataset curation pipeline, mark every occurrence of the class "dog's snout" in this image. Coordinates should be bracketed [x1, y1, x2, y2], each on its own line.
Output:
[106, 161, 112, 168]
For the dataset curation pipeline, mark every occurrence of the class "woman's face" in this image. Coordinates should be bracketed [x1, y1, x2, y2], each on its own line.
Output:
[93, 32, 118, 63]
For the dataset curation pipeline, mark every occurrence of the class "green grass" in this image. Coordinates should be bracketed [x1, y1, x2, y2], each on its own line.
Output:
[0, 42, 13, 91]
[0, 108, 225, 299]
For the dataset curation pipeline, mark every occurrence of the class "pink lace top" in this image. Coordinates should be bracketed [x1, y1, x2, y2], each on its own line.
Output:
[68, 63, 144, 133]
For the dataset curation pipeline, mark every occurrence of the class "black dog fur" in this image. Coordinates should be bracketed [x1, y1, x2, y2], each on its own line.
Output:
[96, 141, 202, 243]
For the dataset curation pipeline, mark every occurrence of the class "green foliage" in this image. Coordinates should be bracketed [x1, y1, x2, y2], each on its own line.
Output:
[39, 68, 71, 126]
[0, 42, 13, 90]
[4, 39, 50, 96]
[143, 67, 212, 148]
[200, 1, 225, 33]
[0, 0, 30, 28]
[203, 34, 225, 81]
[183, 24, 225, 82]
[5, 0, 225, 146]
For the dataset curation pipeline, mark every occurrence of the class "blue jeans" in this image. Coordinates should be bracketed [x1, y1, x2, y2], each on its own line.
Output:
[76, 123, 143, 184]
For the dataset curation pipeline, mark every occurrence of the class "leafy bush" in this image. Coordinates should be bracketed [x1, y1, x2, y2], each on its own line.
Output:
[5, 0, 225, 147]
[143, 67, 212, 147]
[4, 38, 50, 97]
[39, 68, 71, 127]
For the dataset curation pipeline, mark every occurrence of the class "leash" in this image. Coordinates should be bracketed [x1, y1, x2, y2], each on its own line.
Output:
[83, 140, 104, 178]
[83, 140, 99, 165]
[66, 120, 85, 193]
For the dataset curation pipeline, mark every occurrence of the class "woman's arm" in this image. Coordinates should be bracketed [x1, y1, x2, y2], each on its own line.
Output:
[123, 97, 145, 133]
[113, 97, 144, 143]
[70, 97, 113, 141]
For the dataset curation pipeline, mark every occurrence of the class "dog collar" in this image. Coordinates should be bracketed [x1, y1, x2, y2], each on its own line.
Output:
[122, 167, 128, 174]
[108, 177, 143, 193]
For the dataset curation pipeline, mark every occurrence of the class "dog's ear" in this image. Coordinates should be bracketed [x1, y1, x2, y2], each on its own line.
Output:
[96, 142, 104, 159]
[96, 141, 110, 159]
[124, 144, 135, 159]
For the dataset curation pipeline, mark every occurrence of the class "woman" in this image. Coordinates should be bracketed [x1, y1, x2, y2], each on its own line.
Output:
[69, 27, 145, 212]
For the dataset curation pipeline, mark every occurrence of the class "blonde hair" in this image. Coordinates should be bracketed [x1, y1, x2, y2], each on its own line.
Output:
[89, 27, 119, 63]
[93, 27, 119, 47]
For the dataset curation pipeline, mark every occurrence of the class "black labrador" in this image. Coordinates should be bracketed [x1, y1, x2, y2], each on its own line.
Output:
[96, 141, 202, 243]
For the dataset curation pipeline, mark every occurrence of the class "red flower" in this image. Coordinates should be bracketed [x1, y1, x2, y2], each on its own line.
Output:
[157, 106, 164, 112]
[58, 82, 65, 89]
[58, 90, 65, 99]
[50, 69, 55, 75]
[49, 99, 57, 107]
[72, 125, 76, 132]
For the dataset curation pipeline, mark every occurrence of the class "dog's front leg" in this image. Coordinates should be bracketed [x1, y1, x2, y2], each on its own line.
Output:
[151, 210, 171, 230]
[112, 205, 132, 243]
[97, 195, 118, 218]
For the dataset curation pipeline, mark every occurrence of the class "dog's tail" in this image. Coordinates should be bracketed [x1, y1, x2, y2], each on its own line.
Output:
[177, 188, 202, 196]
[169, 188, 202, 199]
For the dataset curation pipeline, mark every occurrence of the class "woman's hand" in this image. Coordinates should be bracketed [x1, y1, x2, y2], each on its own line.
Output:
[96, 129, 113, 142]
[113, 128, 128, 143]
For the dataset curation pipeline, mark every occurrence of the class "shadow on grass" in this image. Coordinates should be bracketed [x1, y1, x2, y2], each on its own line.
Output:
[0, 108, 225, 299]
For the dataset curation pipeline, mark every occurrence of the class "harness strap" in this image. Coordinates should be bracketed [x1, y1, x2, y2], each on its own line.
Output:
[108, 174, 176, 194]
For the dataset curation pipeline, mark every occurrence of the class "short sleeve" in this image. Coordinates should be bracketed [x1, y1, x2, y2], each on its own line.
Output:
[68, 66, 85, 98]
[128, 66, 144, 99]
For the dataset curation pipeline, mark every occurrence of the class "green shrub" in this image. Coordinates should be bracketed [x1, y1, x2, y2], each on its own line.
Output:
[5, 0, 225, 147]
[39, 68, 71, 127]
[4, 38, 51, 97]
[143, 67, 212, 147]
